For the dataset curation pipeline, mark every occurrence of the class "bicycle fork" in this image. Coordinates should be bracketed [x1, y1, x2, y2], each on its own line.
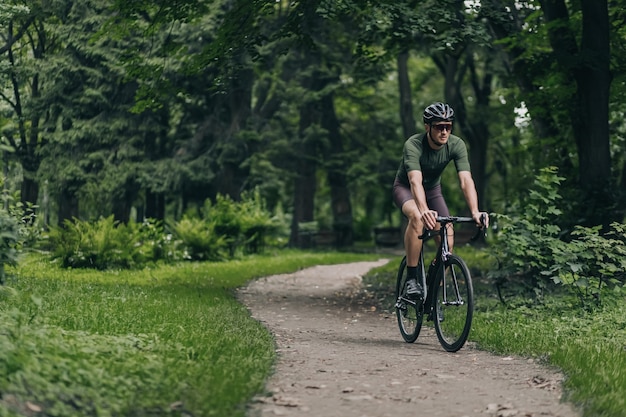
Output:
[441, 265, 465, 307]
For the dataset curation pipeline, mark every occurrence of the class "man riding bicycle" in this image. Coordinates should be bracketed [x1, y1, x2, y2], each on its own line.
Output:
[392, 102, 489, 299]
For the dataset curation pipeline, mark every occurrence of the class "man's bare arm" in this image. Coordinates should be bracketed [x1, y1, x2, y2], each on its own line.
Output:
[408, 170, 438, 229]
[458, 171, 489, 227]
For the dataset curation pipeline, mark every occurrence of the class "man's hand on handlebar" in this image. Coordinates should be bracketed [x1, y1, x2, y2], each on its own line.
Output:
[472, 212, 489, 229]
[421, 210, 438, 230]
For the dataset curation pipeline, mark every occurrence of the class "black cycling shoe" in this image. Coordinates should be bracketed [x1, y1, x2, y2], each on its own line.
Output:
[405, 279, 423, 300]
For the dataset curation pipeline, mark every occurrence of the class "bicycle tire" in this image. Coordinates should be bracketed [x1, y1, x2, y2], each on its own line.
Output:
[395, 256, 424, 343]
[432, 254, 473, 352]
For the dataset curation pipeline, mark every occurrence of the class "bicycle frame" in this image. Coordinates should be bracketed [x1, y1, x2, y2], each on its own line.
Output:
[419, 217, 475, 317]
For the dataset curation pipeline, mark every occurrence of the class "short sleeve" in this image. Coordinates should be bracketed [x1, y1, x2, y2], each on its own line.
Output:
[452, 138, 471, 172]
[403, 136, 423, 173]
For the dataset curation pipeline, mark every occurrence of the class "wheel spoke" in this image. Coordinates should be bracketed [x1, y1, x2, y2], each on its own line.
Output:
[433, 255, 473, 352]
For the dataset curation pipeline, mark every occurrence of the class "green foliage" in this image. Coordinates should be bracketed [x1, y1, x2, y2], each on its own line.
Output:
[171, 212, 227, 261]
[0, 188, 42, 283]
[491, 166, 626, 307]
[490, 166, 565, 290]
[0, 306, 182, 417]
[472, 299, 626, 417]
[46, 216, 181, 270]
[237, 189, 278, 253]
[0, 209, 20, 283]
[211, 194, 243, 256]
[130, 218, 182, 264]
[173, 192, 280, 261]
[0, 250, 380, 417]
[542, 223, 626, 306]
[43, 191, 281, 269]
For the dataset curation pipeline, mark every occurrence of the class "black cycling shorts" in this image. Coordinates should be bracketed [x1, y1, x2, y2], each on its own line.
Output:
[392, 178, 450, 216]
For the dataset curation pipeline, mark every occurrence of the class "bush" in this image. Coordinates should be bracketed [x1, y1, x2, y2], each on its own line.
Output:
[0, 188, 41, 282]
[238, 189, 277, 254]
[170, 213, 228, 261]
[490, 166, 626, 307]
[542, 223, 626, 306]
[44, 190, 282, 269]
[128, 218, 182, 264]
[0, 208, 20, 283]
[172, 191, 279, 261]
[490, 166, 565, 292]
[46, 216, 181, 270]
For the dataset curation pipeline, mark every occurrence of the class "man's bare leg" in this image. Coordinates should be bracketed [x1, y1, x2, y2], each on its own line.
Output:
[402, 200, 424, 297]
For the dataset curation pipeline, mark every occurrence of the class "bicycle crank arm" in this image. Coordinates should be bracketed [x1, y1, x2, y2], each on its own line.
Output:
[396, 296, 419, 307]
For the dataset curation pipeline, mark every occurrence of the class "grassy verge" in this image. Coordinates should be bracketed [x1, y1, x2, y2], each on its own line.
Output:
[0, 249, 384, 417]
[362, 246, 626, 417]
[471, 297, 626, 417]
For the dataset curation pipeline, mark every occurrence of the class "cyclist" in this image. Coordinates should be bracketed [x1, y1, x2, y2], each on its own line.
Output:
[392, 102, 489, 298]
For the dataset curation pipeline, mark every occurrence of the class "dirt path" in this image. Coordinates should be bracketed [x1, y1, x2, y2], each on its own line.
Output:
[237, 260, 581, 417]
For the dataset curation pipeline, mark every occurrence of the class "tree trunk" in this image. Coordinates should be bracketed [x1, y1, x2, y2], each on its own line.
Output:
[289, 100, 318, 247]
[112, 189, 132, 224]
[541, 0, 615, 225]
[321, 88, 353, 247]
[216, 62, 254, 200]
[57, 188, 79, 226]
[575, 0, 612, 223]
[145, 190, 166, 221]
[397, 51, 417, 138]
[20, 174, 39, 211]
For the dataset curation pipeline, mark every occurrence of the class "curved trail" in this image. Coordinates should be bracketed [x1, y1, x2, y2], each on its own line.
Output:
[237, 260, 580, 417]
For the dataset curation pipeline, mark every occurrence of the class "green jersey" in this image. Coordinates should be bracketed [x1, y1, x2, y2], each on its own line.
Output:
[395, 133, 471, 190]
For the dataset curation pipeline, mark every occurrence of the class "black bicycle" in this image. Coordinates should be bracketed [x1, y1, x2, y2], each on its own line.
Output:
[395, 215, 486, 352]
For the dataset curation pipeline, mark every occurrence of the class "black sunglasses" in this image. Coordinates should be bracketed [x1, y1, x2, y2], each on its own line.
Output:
[431, 123, 452, 132]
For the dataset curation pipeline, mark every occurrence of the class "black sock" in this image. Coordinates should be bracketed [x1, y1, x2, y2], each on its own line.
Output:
[407, 266, 418, 280]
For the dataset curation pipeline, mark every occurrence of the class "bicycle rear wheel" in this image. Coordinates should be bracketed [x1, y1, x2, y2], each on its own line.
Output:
[395, 256, 424, 343]
[433, 254, 473, 352]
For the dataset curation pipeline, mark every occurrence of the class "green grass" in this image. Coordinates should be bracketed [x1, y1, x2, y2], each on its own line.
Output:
[472, 302, 626, 417]
[362, 247, 626, 417]
[0, 249, 383, 417]
[11, 243, 624, 417]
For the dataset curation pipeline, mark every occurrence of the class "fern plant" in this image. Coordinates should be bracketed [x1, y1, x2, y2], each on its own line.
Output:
[171, 215, 227, 261]
[238, 189, 276, 254]
[48, 216, 129, 269]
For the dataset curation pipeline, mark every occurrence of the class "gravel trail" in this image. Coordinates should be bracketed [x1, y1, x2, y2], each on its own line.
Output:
[237, 260, 580, 417]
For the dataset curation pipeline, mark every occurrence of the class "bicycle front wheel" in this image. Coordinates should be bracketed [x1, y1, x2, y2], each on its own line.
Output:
[395, 256, 424, 343]
[433, 254, 473, 352]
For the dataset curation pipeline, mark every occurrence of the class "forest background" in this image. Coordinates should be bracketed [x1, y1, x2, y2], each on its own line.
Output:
[0, 0, 625, 249]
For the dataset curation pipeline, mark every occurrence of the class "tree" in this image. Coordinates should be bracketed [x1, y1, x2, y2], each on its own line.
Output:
[483, 0, 618, 227]
[0, 2, 49, 212]
[542, 0, 613, 225]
